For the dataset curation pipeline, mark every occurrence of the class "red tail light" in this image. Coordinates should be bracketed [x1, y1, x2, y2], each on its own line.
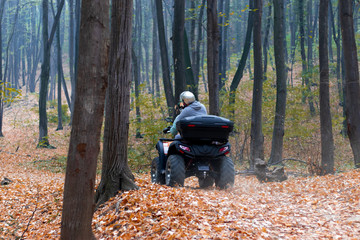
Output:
[187, 124, 196, 127]
[179, 145, 191, 152]
[219, 146, 229, 155]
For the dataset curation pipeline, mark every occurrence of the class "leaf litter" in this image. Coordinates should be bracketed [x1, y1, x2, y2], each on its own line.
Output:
[1, 96, 360, 239]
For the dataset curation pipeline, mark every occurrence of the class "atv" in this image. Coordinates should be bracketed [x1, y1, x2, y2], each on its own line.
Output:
[151, 115, 235, 189]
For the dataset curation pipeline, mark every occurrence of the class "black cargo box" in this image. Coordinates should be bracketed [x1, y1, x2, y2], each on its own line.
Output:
[176, 115, 234, 142]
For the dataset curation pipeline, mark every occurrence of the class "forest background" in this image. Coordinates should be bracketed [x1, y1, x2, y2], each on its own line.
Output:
[1, 0, 360, 239]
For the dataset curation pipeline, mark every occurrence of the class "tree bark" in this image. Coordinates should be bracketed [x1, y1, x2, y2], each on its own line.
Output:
[38, 0, 51, 147]
[263, 2, 272, 81]
[0, 0, 6, 137]
[207, 0, 220, 116]
[54, 0, 63, 131]
[229, 0, 254, 118]
[184, 30, 196, 96]
[68, 0, 74, 116]
[70, 0, 81, 124]
[319, 0, 334, 174]
[155, 0, 175, 114]
[38, 0, 65, 148]
[173, 0, 186, 101]
[193, 0, 206, 100]
[95, 0, 137, 207]
[339, 0, 360, 168]
[151, 0, 160, 98]
[250, 0, 264, 170]
[132, 49, 142, 138]
[299, 0, 315, 116]
[60, 0, 109, 238]
[269, 0, 287, 165]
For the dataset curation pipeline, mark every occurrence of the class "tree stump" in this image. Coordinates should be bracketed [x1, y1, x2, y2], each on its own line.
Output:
[255, 158, 287, 182]
[1, 177, 12, 185]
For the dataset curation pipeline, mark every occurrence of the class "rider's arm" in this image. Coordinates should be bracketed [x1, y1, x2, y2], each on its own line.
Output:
[169, 107, 191, 136]
[170, 117, 179, 135]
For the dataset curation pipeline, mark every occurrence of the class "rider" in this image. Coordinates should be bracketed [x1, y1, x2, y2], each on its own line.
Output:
[170, 91, 207, 138]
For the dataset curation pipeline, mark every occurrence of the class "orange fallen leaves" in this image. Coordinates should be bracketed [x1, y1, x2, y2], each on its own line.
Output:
[1, 96, 360, 239]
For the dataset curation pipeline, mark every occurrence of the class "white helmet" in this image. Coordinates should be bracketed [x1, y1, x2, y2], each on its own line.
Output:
[180, 91, 195, 105]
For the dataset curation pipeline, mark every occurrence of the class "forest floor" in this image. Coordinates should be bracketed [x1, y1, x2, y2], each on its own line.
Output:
[1, 94, 360, 239]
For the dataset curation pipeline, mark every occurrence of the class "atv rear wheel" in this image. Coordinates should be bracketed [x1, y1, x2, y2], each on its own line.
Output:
[165, 155, 185, 187]
[215, 156, 235, 189]
[151, 157, 165, 184]
[198, 176, 214, 188]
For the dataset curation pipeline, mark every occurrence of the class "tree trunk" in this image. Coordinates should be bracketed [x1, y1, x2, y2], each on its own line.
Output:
[299, 0, 315, 115]
[339, 0, 360, 168]
[193, 0, 206, 100]
[218, 0, 224, 89]
[28, 8, 41, 93]
[207, 0, 220, 116]
[60, 0, 109, 238]
[289, 0, 297, 85]
[184, 30, 196, 96]
[132, 49, 142, 139]
[269, 0, 287, 165]
[229, 0, 254, 118]
[55, 0, 63, 131]
[263, 2, 272, 81]
[250, 0, 264, 170]
[68, 0, 74, 116]
[0, 0, 5, 137]
[70, 0, 81, 124]
[3, 0, 20, 91]
[95, 0, 137, 207]
[38, 0, 65, 148]
[173, 0, 186, 101]
[155, 0, 175, 114]
[319, 0, 334, 174]
[223, 0, 230, 85]
[151, 0, 160, 98]
[38, 0, 51, 147]
[143, 1, 151, 92]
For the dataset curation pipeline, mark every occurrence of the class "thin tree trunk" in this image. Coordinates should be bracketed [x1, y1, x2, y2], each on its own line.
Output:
[184, 30, 196, 96]
[263, 2, 272, 81]
[218, 0, 224, 89]
[289, 0, 297, 85]
[68, 0, 74, 115]
[173, 0, 186, 101]
[3, 0, 20, 87]
[38, 0, 65, 148]
[207, 0, 220, 116]
[299, 0, 315, 115]
[319, 0, 334, 174]
[38, 0, 51, 147]
[193, 0, 206, 100]
[70, 0, 81, 124]
[269, 0, 287, 165]
[0, 0, 6, 137]
[151, 0, 160, 98]
[132, 49, 142, 139]
[339, 0, 360, 168]
[55, 0, 63, 131]
[155, 0, 175, 114]
[250, 0, 264, 170]
[229, 0, 254, 118]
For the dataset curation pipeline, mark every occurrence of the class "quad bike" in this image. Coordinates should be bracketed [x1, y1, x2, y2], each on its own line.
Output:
[151, 115, 235, 189]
